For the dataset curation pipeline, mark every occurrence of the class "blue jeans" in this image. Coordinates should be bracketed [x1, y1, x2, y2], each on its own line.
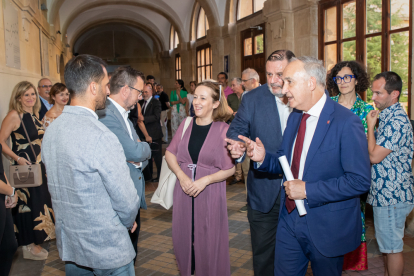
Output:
[65, 260, 134, 276]
[373, 202, 414, 253]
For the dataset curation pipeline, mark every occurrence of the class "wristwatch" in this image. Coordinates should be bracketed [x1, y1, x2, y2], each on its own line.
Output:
[9, 187, 15, 197]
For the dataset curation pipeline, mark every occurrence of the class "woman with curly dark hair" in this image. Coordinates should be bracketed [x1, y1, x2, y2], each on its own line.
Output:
[327, 61, 373, 133]
[327, 61, 373, 271]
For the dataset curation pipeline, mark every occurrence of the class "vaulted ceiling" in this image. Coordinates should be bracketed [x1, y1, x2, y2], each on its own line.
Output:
[45, 0, 228, 54]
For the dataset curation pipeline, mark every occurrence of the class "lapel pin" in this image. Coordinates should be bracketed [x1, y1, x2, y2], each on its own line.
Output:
[327, 120, 330, 124]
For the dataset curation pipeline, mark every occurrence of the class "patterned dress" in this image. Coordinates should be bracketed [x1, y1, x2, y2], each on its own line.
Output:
[331, 94, 373, 271]
[170, 90, 188, 138]
[11, 113, 55, 246]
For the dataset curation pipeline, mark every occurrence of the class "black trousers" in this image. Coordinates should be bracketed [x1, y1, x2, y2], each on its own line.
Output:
[144, 138, 162, 180]
[129, 209, 141, 264]
[0, 195, 18, 276]
[247, 192, 281, 276]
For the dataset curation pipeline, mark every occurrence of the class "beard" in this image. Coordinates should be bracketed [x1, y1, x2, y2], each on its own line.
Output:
[95, 85, 107, 110]
[268, 83, 283, 98]
[125, 94, 137, 111]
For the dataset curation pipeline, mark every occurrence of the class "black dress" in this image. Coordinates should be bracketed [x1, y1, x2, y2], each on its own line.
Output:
[0, 144, 18, 275]
[188, 119, 212, 275]
[10, 113, 54, 246]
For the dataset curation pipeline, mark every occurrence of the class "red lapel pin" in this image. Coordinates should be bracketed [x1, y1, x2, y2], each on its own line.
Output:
[327, 120, 330, 124]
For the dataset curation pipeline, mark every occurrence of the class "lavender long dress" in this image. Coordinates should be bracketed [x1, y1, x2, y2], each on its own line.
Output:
[166, 118, 234, 276]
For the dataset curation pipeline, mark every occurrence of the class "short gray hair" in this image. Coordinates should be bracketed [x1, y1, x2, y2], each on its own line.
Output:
[38, 78, 51, 87]
[231, 77, 242, 85]
[292, 56, 326, 87]
[241, 68, 260, 82]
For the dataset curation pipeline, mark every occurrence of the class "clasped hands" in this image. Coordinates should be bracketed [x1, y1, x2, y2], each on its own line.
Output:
[225, 135, 306, 200]
[177, 171, 210, 197]
[5, 194, 17, 208]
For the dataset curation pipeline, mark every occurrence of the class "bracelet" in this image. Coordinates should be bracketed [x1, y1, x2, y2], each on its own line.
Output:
[16, 157, 21, 162]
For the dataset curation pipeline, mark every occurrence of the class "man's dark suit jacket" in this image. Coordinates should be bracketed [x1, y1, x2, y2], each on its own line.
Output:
[138, 98, 163, 141]
[39, 100, 48, 121]
[256, 97, 371, 257]
[226, 85, 284, 213]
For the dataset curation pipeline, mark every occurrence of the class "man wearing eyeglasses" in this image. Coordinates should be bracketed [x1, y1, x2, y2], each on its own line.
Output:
[97, 66, 151, 263]
[38, 78, 53, 120]
[226, 50, 295, 276]
[241, 68, 260, 98]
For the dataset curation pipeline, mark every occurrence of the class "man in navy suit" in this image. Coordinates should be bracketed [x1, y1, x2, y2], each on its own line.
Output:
[228, 56, 371, 275]
[226, 50, 294, 276]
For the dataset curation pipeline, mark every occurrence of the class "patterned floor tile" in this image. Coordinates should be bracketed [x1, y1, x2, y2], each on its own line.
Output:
[12, 177, 414, 276]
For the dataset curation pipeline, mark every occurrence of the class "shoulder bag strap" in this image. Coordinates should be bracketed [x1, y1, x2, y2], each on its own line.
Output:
[19, 114, 36, 164]
[180, 117, 192, 140]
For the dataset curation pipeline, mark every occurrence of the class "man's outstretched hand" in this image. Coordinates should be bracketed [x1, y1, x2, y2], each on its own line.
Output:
[225, 138, 246, 159]
[237, 135, 266, 164]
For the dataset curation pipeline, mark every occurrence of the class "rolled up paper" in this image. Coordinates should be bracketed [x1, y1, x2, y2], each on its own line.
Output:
[278, 155, 307, 216]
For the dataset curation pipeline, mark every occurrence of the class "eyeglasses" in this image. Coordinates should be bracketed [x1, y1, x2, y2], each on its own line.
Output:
[333, 75, 356, 84]
[128, 86, 143, 97]
[241, 78, 253, 83]
[40, 85, 52, 88]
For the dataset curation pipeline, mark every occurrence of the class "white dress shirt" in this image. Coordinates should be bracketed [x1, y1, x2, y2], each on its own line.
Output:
[40, 95, 53, 110]
[108, 97, 141, 168]
[275, 96, 292, 135]
[76, 106, 98, 119]
[293, 93, 327, 180]
[237, 92, 292, 163]
[142, 96, 152, 115]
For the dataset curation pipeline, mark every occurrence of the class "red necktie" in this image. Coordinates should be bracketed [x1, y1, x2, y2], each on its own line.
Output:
[142, 101, 147, 115]
[286, 113, 310, 213]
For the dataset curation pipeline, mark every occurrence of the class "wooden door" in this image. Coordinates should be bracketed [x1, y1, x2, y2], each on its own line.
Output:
[241, 24, 266, 84]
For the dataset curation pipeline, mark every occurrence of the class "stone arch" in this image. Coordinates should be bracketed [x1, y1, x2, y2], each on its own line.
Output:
[70, 19, 165, 53]
[197, 0, 221, 26]
[51, 0, 186, 44]
[189, 0, 222, 41]
[224, 0, 238, 26]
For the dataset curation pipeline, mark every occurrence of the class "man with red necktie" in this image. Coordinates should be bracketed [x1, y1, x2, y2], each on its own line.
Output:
[227, 56, 371, 276]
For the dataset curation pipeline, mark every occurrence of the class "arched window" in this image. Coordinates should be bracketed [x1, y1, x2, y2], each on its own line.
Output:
[170, 25, 179, 50]
[197, 7, 210, 39]
[196, 44, 212, 82]
[175, 54, 181, 79]
[237, 0, 266, 20]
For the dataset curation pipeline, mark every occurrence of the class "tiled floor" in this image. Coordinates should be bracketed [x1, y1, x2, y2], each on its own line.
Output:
[9, 179, 414, 276]
[8, 140, 414, 276]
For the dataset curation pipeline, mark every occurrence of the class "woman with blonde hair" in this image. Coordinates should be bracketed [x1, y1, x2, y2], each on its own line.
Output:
[42, 83, 69, 130]
[166, 80, 235, 276]
[0, 81, 54, 261]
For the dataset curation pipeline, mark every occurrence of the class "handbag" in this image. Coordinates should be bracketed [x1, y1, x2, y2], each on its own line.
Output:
[151, 117, 192, 209]
[9, 114, 43, 188]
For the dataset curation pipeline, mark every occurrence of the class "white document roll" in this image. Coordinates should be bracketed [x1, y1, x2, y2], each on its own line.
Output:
[278, 155, 307, 216]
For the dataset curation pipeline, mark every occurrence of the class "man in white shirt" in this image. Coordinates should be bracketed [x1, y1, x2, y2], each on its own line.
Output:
[97, 66, 151, 263]
[229, 56, 371, 276]
[38, 78, 53, 120]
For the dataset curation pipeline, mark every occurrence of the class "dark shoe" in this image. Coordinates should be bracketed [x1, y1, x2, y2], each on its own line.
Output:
[239, 205, 248, 213]
[162, 141, 168, 144]
[151, 178, 159, 182]
[229, 178, 241, 185]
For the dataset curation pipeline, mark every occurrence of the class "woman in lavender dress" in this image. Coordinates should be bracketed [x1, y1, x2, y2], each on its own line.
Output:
[165, 80, 235, 276]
